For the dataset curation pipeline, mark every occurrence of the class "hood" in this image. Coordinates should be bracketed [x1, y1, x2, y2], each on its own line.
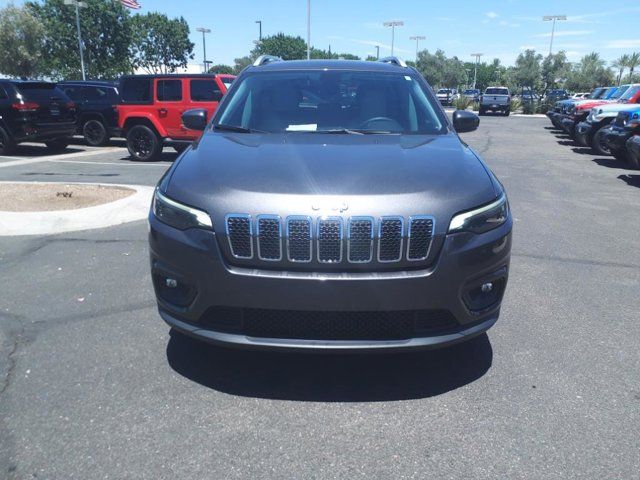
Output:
[165, 132, 498, 236]
[594, 103, 640, 114]
[576, 99, 615, 111]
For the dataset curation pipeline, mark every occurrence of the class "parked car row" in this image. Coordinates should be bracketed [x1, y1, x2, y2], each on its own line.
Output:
[546, 83, 640, 169]
[0, 73, 236, 161]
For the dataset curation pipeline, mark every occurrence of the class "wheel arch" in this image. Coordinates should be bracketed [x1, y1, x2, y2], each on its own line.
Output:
[122, 114, 167, 138]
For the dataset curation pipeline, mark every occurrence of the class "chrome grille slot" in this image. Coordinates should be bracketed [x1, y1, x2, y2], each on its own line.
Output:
[317, 217, 343, 263]
[407, 216, 434, 261]
[378, 217, 403, 262]
[348, 217, 373, 263]
[286, 216, 312, 262]
[257, 215, 282, 261]
[225, 214, 253, 259]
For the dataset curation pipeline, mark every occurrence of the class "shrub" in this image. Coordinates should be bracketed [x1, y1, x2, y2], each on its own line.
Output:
[522, 101, 535, 114]
[453, 96, 473, 110]
[509, 98, 522, 113]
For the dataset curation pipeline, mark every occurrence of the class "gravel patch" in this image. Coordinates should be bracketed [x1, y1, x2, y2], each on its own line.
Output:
[0, 183, 135, 212]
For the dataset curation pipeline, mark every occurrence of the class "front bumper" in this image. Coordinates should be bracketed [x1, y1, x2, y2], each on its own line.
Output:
[559, 115, 576, 135]
[10, 117, 77, 143]
[149, 214, 512, 351]
[575, 121, 594, 147]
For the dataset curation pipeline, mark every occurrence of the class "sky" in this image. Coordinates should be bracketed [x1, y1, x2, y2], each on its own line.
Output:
[8, 0, 640, 68]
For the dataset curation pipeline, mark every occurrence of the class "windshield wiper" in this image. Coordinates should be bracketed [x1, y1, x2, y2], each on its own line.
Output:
[313, 128, 396, 135]
[213, 124, 265, 133]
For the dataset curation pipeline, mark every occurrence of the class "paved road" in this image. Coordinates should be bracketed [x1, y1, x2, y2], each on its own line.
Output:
[1, 118, 639, 479]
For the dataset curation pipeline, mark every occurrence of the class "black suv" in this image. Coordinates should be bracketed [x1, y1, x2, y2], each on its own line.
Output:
[0, 80, 76, 155]
[148, 56, 512, 352]
[59, 81, 120, 146]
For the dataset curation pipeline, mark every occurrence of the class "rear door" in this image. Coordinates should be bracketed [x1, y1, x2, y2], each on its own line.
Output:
[188, 78, 224, 125]
[154, 78, 185, 138]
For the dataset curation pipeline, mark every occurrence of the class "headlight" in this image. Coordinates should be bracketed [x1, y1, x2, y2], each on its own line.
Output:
[152, 189, 212, 230]
[448, 194, 509, 234]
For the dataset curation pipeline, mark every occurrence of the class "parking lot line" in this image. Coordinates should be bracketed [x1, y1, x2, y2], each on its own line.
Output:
[0, 147, 125, 168]
[50, 160, 170, 166]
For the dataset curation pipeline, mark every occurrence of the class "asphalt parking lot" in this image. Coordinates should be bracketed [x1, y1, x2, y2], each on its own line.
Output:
[1, 116, 639, 479]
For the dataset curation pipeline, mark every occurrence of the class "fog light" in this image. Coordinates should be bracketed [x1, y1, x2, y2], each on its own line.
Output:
[165, 278, 178, 288]
[481, 282, 493, 293]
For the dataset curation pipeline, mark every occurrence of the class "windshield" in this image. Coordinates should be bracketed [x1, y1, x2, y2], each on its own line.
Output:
[463, 89, 479, 95]
[610, 85, 629, 99]
[215, 70, 446, 134]
[437, 89, 451, 94]
[485, 88, 509, 95]
[620, 85, 640, 101]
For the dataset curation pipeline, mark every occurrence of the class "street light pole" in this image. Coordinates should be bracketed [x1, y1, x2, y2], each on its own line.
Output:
[375, 45, 380, 60]
[409, 35, 425, 63]
[470, 53, 483, 90]
[255, 20, 262, 41]
[542, 15, 567, 56]
[196, 27, 211, 73]
[64, 0, 87, 80]
[383, 21, 404, 56]
[306, 0, 311, 60]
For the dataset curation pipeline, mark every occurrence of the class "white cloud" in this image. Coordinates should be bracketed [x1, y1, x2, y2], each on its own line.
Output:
[533, 30, 594, 38]
[485, 11, 499, 19]
[605, 39, 640, 49]
[499, 20, 520, 28]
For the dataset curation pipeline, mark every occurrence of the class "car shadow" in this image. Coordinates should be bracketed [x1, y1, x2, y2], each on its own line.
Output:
[557, 140, 577, 146]
[9, 144, 85, 157]
[120, 150, 179, 163]
[571, 147, 596, 155]
[592, 158, 629, 169]
[618, 174, 640, 187]
[166, 331, 493, 402]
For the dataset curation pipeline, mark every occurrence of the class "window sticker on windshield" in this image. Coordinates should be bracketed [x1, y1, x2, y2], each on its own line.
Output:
[286, 124, 317, 131]
[404, 76, 411, 81]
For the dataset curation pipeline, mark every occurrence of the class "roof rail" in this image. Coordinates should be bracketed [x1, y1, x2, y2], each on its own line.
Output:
[377, 56, 407, 68]
[252, 55, 283, 67]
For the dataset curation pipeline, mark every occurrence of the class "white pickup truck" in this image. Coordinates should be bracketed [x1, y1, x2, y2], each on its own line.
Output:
[480, 87, 511, 116]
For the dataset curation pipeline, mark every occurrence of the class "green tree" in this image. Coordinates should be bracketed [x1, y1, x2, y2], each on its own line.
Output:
[464, 59, 505, 91]
[565, 52, 614, 90]
[27, 0, 132, 80]
[252, 33, 307, 60]
[130, 12, 194, 74]
[416, 49, 445, 86]
[513, 49, 542, 92]
[233, 55, 254, 74]
[208, 64, 234, 75]
[626, 52, 640, 78]
[612, 54, 630, 85]
[541, 51, 570, 92]
[0, 4, 45, 78]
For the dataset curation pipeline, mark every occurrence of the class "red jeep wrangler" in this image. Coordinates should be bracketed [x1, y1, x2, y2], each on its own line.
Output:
[118, 74, 235, 161]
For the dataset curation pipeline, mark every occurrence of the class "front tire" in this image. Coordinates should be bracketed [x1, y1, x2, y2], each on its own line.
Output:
[504, 109, 510, 117]
[591, 126, 611, 156]
[45, 138, 70, 152]
[0, 126, 16, 155]
[611, 148, 628, 162]
[126, 125, 161, 161]
[83, 119, 109, 146]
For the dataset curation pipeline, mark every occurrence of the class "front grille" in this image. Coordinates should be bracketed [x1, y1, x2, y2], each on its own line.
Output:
[407, 216, 435, 261]
[317, 217, 342, 263]
[224, 214, 436, 265]
[348, 217, 374, 263]
[286, 217, 312, 262]
[614, 112, 628, 128]
[237, 308, 458, 340]
[257, 215, 281, 261]
[226, 214, 253, 259]
[378, 217, 403, 262]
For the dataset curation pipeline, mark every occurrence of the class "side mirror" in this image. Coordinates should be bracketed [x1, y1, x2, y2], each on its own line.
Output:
[452, 110, 479, 133]
[182, 108, 208, 131]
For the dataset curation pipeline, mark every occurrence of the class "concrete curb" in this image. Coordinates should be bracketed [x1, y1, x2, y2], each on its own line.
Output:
[0, 181, 155, 236]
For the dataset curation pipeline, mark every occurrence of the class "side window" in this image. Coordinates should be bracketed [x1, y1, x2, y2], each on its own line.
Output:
[121, 77, 152, 103]
[157, 80, 182, 102]
[81, 87, 101, 101]
[63, 86, 82, 101]
[190, 79, 223, 102]
[0, 85, 8, 100]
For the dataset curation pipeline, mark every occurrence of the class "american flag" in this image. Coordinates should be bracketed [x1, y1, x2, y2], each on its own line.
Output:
[120, 0, 141, 9]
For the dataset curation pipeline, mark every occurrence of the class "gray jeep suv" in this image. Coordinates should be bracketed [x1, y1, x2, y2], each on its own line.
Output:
[149, 57, 512, 351]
